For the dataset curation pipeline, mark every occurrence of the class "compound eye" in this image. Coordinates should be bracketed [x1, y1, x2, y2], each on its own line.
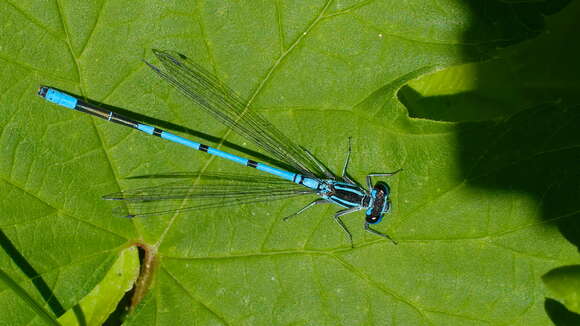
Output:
[365, 214, 382, 224]
[384, 200, 391, 213]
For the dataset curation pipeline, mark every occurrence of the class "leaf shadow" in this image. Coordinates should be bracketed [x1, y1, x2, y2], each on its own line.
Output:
[401, 87, 580, 245]
[403, 0, 580, 247]
[457, 103, 580, 246]
[0, 228, 66, 317]
[399, 0, 580, 321]
[403, 1, 580, 324]
[545, 298, 580, 326]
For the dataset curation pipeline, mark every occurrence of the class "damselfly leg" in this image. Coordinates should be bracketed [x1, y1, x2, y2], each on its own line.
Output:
[341, 137, 357, 184]
[301, 147, 334, 179]
[366, 169, 403, 190]
[364, 222, 398, 244]
[283, 198, 328, 221]
[334, 206, 362, 248]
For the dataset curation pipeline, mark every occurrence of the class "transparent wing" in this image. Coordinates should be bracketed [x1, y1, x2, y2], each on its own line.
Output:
[145, 49, 329, 179]
[104, 172, 316, 218]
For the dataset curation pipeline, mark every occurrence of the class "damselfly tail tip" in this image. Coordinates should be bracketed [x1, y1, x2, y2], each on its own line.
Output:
[37, 86, 49, 98]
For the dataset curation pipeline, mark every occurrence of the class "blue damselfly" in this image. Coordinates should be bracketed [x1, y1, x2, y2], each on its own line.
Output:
[38, 49, 401, 246]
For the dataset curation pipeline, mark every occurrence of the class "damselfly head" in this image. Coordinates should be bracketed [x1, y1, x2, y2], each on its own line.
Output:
[365, 182, 391, 224]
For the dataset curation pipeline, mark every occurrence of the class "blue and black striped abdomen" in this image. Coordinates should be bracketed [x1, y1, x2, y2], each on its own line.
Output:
[327, 182, 367, 208]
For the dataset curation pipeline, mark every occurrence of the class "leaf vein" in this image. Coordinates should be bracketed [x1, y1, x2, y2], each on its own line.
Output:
[162, 266, 230, 325]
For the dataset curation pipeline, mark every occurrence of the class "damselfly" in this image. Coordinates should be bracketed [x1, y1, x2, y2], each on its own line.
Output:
[38, 49, 401, 246]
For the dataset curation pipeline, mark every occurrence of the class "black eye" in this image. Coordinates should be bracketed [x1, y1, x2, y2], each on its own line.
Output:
[366, 215, 378, 223]
[384, 201, 391, 213]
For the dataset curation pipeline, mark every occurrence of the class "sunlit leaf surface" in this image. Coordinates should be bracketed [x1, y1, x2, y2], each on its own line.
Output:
[1, 0, 579, 325]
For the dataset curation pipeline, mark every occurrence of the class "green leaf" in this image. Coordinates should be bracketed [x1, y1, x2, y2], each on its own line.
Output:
[0, 268, 59, 326]
[1, 1, 579, 325]
[57, 246, 139, 326]
[543, 265, 580, 315]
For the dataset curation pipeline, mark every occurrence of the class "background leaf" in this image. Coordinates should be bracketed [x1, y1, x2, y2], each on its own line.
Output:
[1, 0, 579, 325]
[57, 246, 139, 326]
[543, 265, 580, 316]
